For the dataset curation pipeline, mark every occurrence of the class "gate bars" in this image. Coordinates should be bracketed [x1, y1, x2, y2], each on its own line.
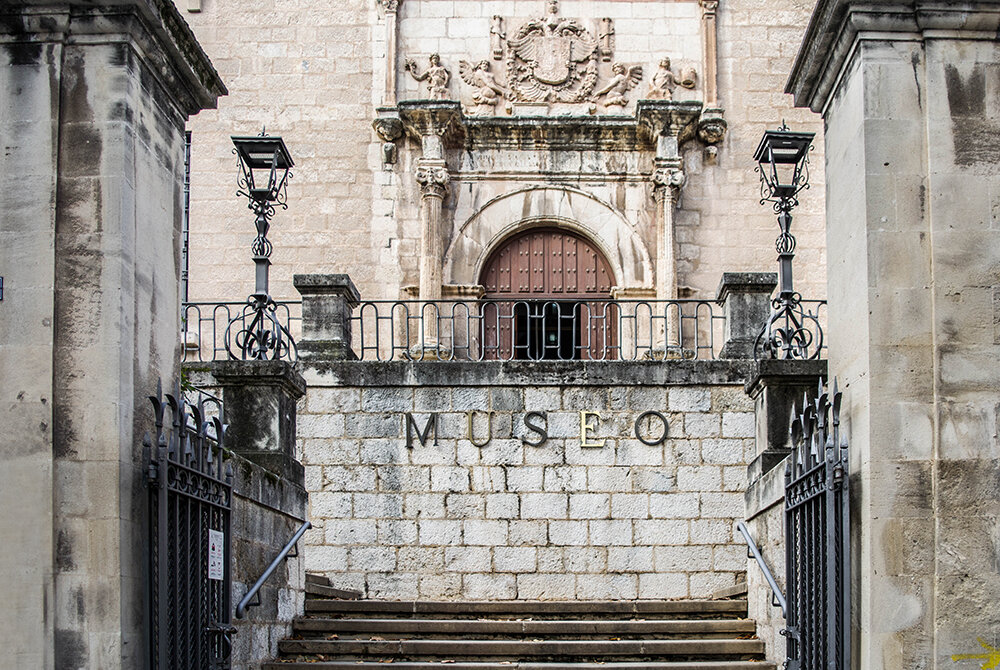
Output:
[784, 379, 851, 670]
[145, 381, 234, 670]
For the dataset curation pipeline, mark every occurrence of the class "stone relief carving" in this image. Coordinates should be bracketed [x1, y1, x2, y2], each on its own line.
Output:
[652, 166, 686, 200]
[647, 58, 696, 101]
[504, 1, 599, 103]
[405, 54, 451, 100]
[459, 60, 507, 116]
[415, 164, 450, 198]
[595, 63, 643, 107]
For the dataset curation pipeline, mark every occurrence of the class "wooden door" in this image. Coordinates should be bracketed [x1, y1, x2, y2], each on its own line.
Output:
[479, 228, 615, 360]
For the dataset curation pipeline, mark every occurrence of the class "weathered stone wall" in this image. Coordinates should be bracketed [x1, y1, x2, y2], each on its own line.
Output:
[788, 1, 1000, 666]
[230, 453, 308, 670]
[1, 3, 224, 667]
[297, 361, 754, 600]
[743, 456, 787, 664]
[179, 0, 827, 307]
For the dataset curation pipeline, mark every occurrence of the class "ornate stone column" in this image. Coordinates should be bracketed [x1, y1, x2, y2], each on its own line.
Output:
[414, 160, 449, 302]
[652, 161, 685, 349]
[378, 0, 401, 105]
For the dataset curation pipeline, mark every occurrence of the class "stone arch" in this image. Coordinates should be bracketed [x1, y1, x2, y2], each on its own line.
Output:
[443, 185, 653, 291]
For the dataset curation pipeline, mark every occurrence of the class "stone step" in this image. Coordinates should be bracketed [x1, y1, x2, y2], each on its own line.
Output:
[305, 581, 363, 600]
[276, 638, 765, 659]
[305, 573, 331, 587]
[263, 663, 776, 670]
[303, 600, 748, 619]
[709, 582, 748, 600]
[293, 617, 756, 638]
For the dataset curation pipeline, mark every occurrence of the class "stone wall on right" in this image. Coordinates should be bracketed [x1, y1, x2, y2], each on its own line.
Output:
[788, 1, 1000, 667]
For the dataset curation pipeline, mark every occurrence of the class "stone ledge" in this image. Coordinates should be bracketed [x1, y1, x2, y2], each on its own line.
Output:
[303, 359, 753, 388]
[787, 0, 1000, 112]
[230, 450, 307, 523]
[745, 453, 788, 521]
[744, 359, 828, 398]
[1, 0, 227, 115]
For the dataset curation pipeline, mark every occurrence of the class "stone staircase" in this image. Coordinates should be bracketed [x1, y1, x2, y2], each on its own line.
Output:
[264, 575, 774, 669]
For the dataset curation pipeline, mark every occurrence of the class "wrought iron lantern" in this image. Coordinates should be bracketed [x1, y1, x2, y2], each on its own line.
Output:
[753, 123, 823, 360]
[225, 131, 297, 361]
[754, 126, 813, 203]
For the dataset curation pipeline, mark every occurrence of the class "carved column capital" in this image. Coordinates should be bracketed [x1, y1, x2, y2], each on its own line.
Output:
[699, 0, 719, 15]
[415, 162, 450, 199]
[652, 166, 686, 202]
[377, 0, 400, 12]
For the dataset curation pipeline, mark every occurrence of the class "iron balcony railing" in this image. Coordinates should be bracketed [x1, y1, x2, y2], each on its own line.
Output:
[181, 297, 826, 363]
[352, 299, 725, 361]
[182, 300, 302, 363]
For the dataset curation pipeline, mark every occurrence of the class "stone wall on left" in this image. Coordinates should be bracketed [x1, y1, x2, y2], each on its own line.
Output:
[0, 2, 224, 667]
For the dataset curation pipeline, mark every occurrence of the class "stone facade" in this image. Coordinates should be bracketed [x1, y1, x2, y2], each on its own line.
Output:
[295, 362, 755, 600]
[178, 0, 827, 308]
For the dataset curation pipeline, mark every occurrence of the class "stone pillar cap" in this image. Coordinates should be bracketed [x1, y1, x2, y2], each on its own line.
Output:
[294, 274, 361, 302]
[716, 272, 777, 302]
[208, 360, 307, 400]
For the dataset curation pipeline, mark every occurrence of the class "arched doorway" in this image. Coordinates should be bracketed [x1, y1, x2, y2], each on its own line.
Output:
[479, 228, 616, 360]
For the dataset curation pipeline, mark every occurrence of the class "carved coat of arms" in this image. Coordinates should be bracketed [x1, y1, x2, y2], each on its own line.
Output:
[505, 3, 599, 103]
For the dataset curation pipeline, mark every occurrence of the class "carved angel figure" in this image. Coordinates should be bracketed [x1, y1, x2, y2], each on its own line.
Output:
[595, 63, 643, 107]
[459, 60, 506, 115]
[405, 53, 450, 100]
[647, 57, 696, 100]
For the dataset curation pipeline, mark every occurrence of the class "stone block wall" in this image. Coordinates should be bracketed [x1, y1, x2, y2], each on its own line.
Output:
[229, 453, 308, 670]
[298, 361, 753, 600]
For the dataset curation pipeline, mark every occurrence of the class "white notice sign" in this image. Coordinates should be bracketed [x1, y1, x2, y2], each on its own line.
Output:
[208, 529, 224, 581]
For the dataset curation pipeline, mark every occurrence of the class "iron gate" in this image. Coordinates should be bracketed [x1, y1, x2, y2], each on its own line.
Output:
[145, 381, 234, 670]
[784, 379, 850, 670]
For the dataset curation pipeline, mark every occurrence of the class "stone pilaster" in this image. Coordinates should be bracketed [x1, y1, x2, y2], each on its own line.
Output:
[0, 2, 225, 667]
[378, 0, 401, 106]
[294, 273, 361, 363]
[788, 1, 1000, 665]
[699, 0, 719, 105]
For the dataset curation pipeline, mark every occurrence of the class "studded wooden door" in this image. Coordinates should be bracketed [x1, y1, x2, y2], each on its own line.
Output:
[479, 228, 616, 360]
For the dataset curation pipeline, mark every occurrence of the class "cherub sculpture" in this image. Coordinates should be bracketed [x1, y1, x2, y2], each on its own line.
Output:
[459, 60, 506, 115]
[405, 53, 450, 100]
[647, 57, 696, 101]
[595, 63, 643, 107]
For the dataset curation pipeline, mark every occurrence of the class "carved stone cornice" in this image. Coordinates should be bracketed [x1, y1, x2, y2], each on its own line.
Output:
[398, 101, 465, 144]
[636, 100, 704, 145]
[787, 0, 1000, 112]
[0, 0, 227, 116]
[415, 161, 450, 199]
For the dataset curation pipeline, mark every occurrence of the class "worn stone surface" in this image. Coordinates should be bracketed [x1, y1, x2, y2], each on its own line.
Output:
[0, 3, 223, 668]
[293, 361, 753, 600]
[787, 2, 1000, 667]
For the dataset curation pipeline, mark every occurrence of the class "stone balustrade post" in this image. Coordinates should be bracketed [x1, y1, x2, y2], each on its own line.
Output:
[210, 361, 307, 485]
[716, 272, 777, 359]
[294, 274, 361, 363]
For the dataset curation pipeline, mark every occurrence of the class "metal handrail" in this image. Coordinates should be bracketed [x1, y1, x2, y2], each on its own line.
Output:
[736, 520, 787, 617]
[235, 520, 311, 619]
